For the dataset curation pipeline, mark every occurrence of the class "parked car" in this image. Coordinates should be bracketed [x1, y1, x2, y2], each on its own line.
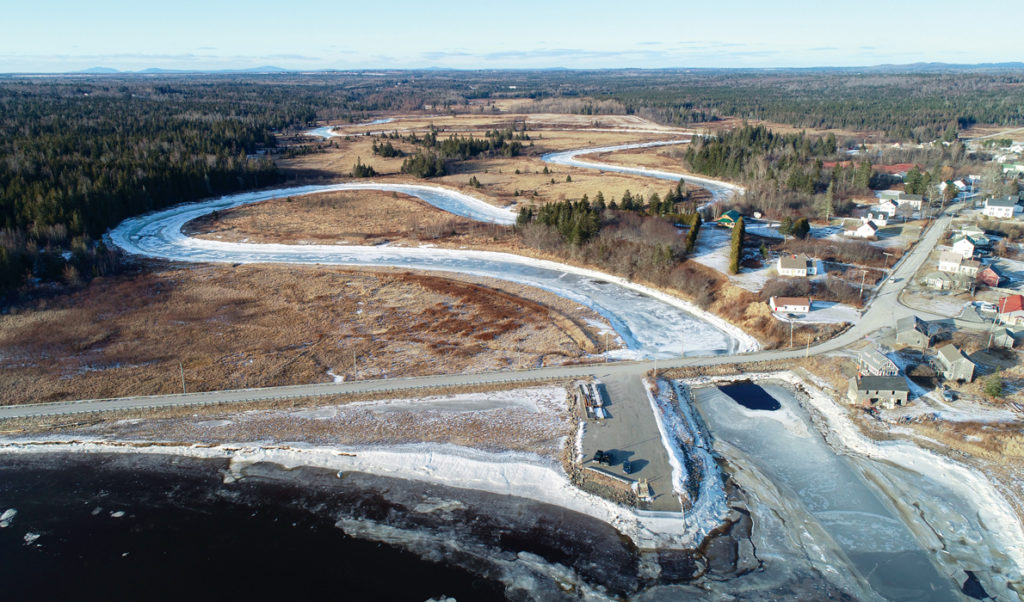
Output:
[622, 460, 632, 474]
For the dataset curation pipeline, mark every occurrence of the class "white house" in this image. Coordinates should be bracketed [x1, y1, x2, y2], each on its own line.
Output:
[899, 194, 924, 211]
[862, 212, 888, 227]
[845, 220, 878, 239]
[777, 254, 815, 277]
[770, 296, 811, 313]
[952, 236, 976, 259]
[938, 251, 963, 273]
[877, 200, 899, 217]
[984, 196, 1018, 218]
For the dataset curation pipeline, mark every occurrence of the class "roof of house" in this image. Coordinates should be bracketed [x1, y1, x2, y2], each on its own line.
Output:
[999, 294, 1024, 314]
[896, 315, 929, 333]
[900, 194, 924, 202]
[717, 209, 740, 222]
[962, 259, 981, 270]
[779, 255, 809, 270]
[860, 221, 878, 231]
[936, 343, 970, 365]
[771, 296, 811, 307]
[952, 235, 976, 247]
[987, 196, 1017, 208]
[859, 348, 897, 372]
[939, 251, 962, 265]
[857, 375, 910, 392]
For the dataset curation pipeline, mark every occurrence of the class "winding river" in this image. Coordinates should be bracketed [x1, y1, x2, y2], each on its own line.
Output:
[108, 142, 757, 359]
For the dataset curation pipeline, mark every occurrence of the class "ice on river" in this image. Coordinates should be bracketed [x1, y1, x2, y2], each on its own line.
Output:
[109, 183, 757, 359]
[541, 140, 745, 204]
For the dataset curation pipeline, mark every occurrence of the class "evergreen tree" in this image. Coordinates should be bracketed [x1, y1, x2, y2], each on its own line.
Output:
[729, 217, 745, 274]
[792, 217, 811, 239]
[779, 215, 794, 236]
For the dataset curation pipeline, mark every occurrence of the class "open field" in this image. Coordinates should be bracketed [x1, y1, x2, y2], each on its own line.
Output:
[186, 189, 514, 248]
[0, 263, 612, 405]
[282, 118, 704, 207]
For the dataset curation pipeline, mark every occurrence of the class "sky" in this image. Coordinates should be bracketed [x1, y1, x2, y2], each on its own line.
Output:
[1, 0, 1018, 72]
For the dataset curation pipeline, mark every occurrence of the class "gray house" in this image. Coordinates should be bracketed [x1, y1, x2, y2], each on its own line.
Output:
[848, 375, 911, 409]
[895, 316, 933, 348]
[993, 328, 1018, 349]
[858, 348, 899, 376]
[935, 343, 975, 383]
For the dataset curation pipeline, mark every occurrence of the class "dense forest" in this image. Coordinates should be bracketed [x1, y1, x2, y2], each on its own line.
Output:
[2, 68, 1022, 297]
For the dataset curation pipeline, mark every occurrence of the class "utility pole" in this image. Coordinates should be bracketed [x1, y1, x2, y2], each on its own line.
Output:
[789, 318, 794, 349]
[179, 361, 186, 394]
[859, 269, 867, 304]
[883, 252, 894, 269]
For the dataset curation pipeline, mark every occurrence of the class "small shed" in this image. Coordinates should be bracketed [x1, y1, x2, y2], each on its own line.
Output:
[993, 328, 1018, 349]
[935, 343, 975, 383]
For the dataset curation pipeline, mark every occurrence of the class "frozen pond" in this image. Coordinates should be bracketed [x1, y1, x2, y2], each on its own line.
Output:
[541, 141, 745, 204]
[109, 183, 757, 359]
[690, 381, 958, 601]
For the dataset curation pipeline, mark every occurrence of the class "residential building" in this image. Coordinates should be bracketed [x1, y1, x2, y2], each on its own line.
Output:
[716, 209, 741, 228]
[952, 236, 976, 259]
[935, 344, 975, 383]
[983, 196, 1017, 218]
[937, 251, 962, 273]
[977, 264, 1005, 288]
[847, 375, 910, 409]
[877, 200, 899, 217]
[862, 212, 888, 227]
[845, 220, 878, 239]
[960, 259, 981, 278]
[899, 194, 924, 211]
[998, 294, 1024, 325]
[858, 348, 899, 377]
[769, 296, 811, 313]
[895, 316, 933, 348]
[777, 254, 815, 277]
[878, 190, 903, 202]
[993, 329, 1018, 349]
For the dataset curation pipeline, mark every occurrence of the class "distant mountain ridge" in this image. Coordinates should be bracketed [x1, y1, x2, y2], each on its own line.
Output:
[72, 65, 292, 74]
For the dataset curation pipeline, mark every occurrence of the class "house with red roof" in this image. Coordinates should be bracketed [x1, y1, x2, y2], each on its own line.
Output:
[998, 294, 1024, 325]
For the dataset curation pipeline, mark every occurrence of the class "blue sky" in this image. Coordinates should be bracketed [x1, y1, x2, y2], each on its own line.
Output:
[2, 0, 1017, 72]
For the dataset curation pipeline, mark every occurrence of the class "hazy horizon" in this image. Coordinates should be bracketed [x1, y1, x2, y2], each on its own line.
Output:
[3, 0, 1020, 73]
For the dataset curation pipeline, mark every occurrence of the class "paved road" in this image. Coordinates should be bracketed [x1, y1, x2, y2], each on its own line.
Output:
[0, 210, 950, 421]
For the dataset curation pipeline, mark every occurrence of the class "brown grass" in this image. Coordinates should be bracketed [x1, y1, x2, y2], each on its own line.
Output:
[0, 263, 612, 405]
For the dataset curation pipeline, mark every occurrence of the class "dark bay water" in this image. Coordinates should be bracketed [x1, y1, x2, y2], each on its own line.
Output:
[719, 382, 781, 411]
[0, 454, 509, 601]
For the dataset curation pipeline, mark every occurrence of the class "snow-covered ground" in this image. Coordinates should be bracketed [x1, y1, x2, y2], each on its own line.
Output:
[690, 226, 773, 292]
[541, 141, 744, 204]
[773, 301, 859, 324]
[108, 183, 759, 359]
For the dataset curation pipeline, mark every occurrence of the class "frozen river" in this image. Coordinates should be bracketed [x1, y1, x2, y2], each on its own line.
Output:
[691, 380, 968, 601]
[541, 140, 745, 204]
[109, 182, 756, 359]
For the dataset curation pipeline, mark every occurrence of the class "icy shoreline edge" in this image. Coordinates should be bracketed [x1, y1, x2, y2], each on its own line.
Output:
[0, 438, 696, 550]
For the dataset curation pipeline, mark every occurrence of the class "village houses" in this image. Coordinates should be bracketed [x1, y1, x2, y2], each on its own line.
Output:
[769, 296, 811, 313]
[935, 343, 976, 383]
